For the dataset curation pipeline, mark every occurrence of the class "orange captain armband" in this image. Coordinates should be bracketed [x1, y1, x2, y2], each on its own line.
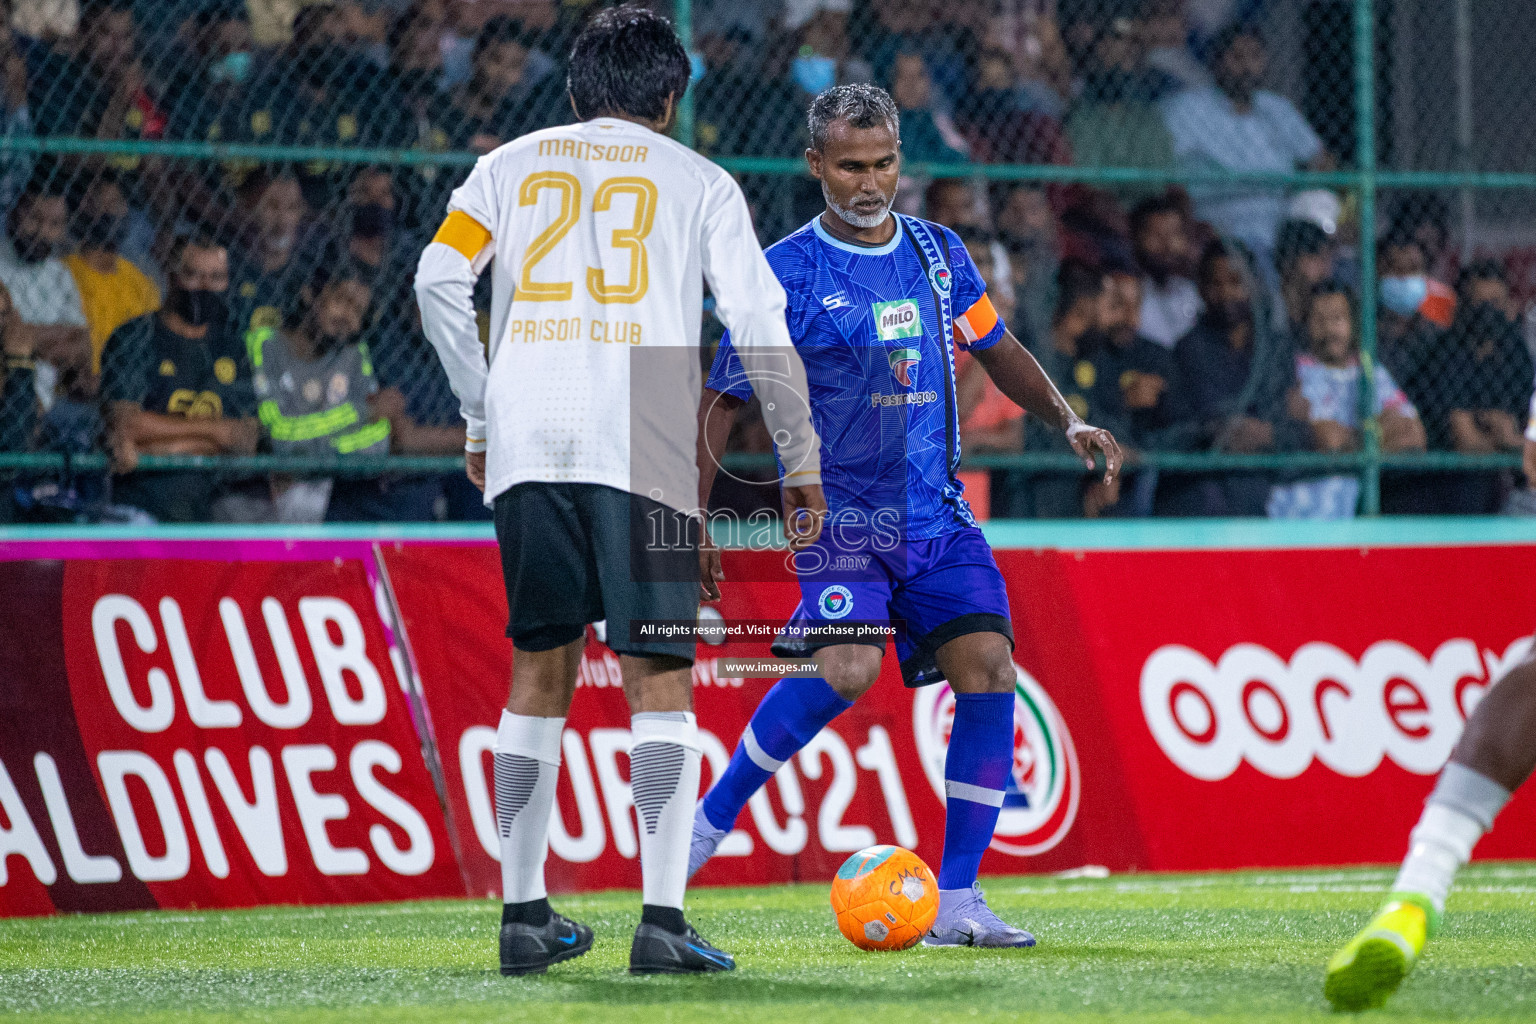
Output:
[953, 293, 1000, 347]
[431, 211, 493, 262]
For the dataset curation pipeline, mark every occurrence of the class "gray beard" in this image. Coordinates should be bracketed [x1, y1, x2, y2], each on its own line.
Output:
[823, 182, 895, 230]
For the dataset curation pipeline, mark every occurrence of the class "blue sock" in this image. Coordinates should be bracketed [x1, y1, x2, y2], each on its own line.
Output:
[701, 677, 853, 831]
[937, 692, 1015, 890]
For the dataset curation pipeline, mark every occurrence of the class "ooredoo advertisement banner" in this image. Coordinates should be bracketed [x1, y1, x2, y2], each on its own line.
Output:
[3, 533, 1534, 917]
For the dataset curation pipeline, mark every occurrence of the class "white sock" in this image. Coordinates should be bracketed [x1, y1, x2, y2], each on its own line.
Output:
[494, 710, 564, 905]
[1392, 764, 1510, 912]
[630, 712, 702, 911]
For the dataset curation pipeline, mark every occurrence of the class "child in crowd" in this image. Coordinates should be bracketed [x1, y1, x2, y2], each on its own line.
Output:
[1268, 281, 1426, 518]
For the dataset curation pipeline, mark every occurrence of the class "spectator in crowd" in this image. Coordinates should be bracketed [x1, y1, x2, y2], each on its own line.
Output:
[953, 46, 1070, 167]
[164, 5, 266, 229]
[1375, 230, 1443, 403]
[1456, 259, 1519, 325]
[247, 262, 391, 522]
[1024, 259, 1129, 518]
[1268, 282, 1425, 518]
[1162, 24, 1332, 266]
[0, 179, 90, 414]
[262, 3, 387, 210]
[229, 169, 330, 340]
[32, 2, 169, 224]
[995, 183, 1058, 357]
[0, 21, 34, 219]
[64, 174, 161, 374]
[338, 302, 481, 521]
[1428, 301, 1534, 459]
[787, 4, 872, 99]
[1386, 191, 1457, 289]
[863, 0, 969, 102]
[1131, 192, 1202, 349]
[374, 5, 454, 227]
[1139, 0, 1210, 91]
[1161, 240, 1307, 516]
[1089, 257, 1188, 449]
[1274, 218, 1334, 340]
[427, 15, 564, 157]
[924, 178, 1016, 325]
[886, 50, 967, 164]
[694, 27, 804, 158]
[0, 280, 37, 461]
[983, 8, 1072, 120]
[99, 234, 259, 522]
[341, 166, 415, 337]
[1065, 15, 1175, 184]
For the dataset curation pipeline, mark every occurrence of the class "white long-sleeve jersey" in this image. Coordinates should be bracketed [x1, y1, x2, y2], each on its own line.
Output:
[415, 116, 821, 512]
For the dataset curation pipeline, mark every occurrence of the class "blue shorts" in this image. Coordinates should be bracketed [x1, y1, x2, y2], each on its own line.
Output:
[770, 524, 1013, 686]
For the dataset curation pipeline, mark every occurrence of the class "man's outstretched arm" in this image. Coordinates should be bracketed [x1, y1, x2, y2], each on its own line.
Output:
[972, 329, 1123, 482]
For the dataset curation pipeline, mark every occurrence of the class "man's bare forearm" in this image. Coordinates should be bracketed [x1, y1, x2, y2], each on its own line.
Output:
[972, 330, 1080, 432]
[697, 387, 742, 511]
[113, 404, 229, 449]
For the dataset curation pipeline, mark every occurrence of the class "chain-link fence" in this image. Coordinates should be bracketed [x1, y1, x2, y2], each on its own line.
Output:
[0, 0, 1531, 522]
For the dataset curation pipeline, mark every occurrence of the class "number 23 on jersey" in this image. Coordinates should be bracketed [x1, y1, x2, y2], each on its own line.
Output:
[513, 172, 658, 305]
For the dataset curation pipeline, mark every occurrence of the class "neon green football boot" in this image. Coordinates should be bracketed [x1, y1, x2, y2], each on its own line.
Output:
[1323, 892, 1441, 1011]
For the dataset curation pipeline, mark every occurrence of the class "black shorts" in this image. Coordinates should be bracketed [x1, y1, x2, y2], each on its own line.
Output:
[493, 482, 698, 661]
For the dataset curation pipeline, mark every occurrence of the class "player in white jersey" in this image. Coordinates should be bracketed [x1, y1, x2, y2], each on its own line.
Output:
[1324, 385, 1536, 1009]
[415, 6, 825, 977]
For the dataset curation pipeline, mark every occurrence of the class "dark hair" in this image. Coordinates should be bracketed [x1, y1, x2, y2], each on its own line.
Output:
[1275, 219, 1329, 271]
[1054, 259, 1105, 322]
[289, 257, 372, 328]
[290, 3, 339, 49]
[1128, 193, 1185, 240]
[1196, 238, 1234, 286]
[473, 16, 532, 62]
[1376, 227, 1424, 262]
[169, 232, 227, 275]
[389, 6, 440, 53]
[1207, 21, 1264, 62]
[1456, 258, 1506, 299]
[1305, 279, 1355, 321]
[567, 5, 689, 123]
[808, 83, 900, 152]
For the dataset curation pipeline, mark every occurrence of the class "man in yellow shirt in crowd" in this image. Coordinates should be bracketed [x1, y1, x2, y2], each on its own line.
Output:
[63, 174, 160, 374]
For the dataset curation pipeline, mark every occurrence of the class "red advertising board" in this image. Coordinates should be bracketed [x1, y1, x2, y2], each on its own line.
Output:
[0, 554, 464, 917]
[3, 530, 1535, 917]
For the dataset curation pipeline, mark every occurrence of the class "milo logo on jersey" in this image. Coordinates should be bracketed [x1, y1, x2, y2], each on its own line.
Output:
[912, 664, 1081, 856]
[887, 347, 921, 387]
[873, 299, 922, 341]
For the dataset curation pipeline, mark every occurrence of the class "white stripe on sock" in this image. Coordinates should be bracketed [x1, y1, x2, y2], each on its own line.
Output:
[742, 724, 786, 773]
[945, 779, 1005, 807]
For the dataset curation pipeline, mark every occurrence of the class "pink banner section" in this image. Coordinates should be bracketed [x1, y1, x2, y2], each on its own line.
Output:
[2, 531, 1534, 916]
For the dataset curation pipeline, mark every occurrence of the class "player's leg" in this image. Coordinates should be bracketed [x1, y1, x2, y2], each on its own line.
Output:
[588, 485, 734, 973]
[492, 485, 600, 975]
[882, 526, 1033, 948]
[922, 630, 1036, 949]
[1326, 649, 1536, 1010]
[691, 643, 880, 876]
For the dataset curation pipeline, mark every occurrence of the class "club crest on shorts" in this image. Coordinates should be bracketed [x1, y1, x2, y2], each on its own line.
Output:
[928, 263, 952, 295]
[887, 347, 921, 387]
[818, 585, 854, 619]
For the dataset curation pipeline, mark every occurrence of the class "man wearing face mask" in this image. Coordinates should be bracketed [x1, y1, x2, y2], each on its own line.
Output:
[247, 262, 391, 522]
[99, 235, 260, 523]
[342, 167, 413, 334]
[64, 175, 161, 374]
[0, 180, 91, 414]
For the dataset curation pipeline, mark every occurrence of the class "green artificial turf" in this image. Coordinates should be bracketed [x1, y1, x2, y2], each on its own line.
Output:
[2, 864, 1533, 1023]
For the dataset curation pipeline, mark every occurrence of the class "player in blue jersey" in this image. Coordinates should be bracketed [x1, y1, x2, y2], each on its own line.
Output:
[689, 85, 1122, 948]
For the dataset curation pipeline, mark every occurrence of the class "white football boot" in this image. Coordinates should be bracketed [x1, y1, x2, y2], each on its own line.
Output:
[687, 800, 728, 879]
[923, 883, 1037, 948]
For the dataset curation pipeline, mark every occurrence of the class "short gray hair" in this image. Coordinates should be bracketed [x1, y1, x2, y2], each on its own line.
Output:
[807, 84, 900, 152]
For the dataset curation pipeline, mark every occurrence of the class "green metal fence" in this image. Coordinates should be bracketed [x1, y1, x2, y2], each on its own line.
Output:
[0, 0, 1531, 521]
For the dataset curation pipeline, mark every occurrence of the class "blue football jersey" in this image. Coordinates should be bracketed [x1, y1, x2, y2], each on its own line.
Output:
[707, 214, 1006, 539]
